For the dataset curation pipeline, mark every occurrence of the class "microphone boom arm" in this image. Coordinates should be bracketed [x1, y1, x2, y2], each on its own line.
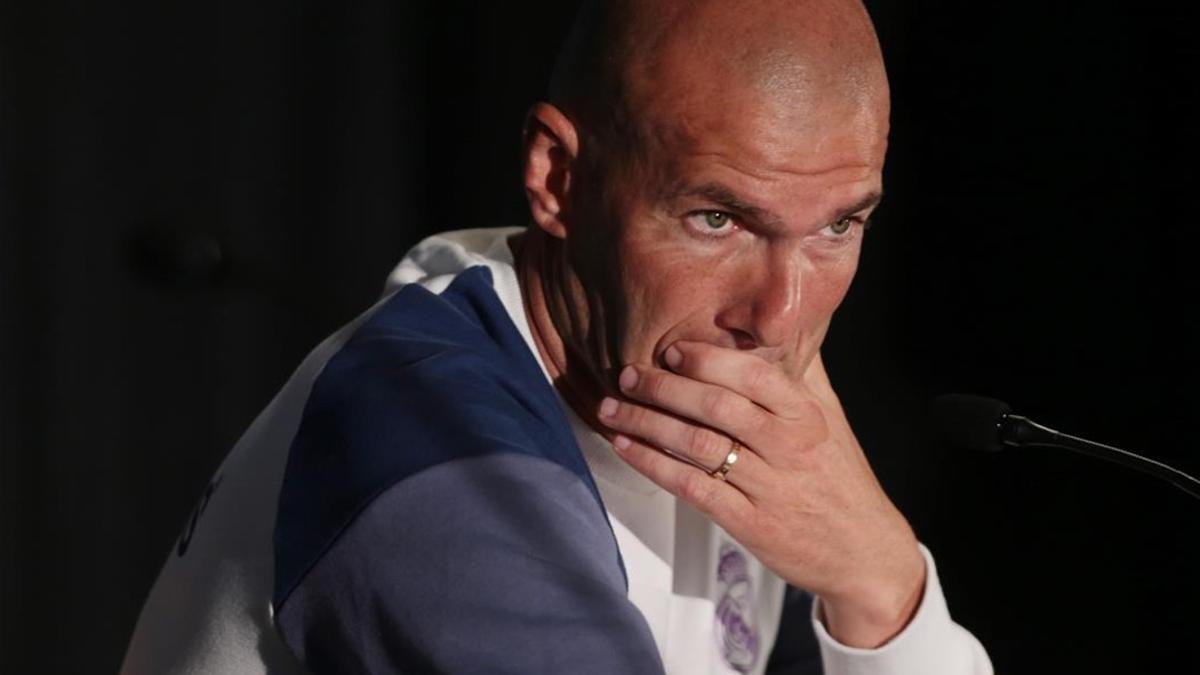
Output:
[1001, 415, 1200, 500]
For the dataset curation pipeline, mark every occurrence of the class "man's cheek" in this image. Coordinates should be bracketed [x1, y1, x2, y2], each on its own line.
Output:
[806, 264, 857, 316]
[619, 286, 687, 362]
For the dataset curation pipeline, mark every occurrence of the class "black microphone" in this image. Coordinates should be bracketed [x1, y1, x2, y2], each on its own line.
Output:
[932, 393, 1200, 501]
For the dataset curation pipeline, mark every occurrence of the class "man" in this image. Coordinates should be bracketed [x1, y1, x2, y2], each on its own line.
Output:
[123, 0, 993, 673]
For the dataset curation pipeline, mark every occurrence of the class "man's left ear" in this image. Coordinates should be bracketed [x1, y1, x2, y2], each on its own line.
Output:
[522, 102, 580, 240]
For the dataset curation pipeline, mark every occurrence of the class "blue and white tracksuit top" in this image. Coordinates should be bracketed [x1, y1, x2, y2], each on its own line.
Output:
[122, 228, 992, 675]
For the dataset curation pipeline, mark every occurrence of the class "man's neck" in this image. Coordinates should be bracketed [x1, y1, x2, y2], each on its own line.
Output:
[510, 229, 615, 439]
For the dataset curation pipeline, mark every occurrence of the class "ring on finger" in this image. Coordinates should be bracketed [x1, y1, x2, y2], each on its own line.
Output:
[709, 440, 743, 481]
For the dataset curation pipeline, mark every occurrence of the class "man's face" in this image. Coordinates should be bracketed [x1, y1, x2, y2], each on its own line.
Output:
[578, 75, 889, 384]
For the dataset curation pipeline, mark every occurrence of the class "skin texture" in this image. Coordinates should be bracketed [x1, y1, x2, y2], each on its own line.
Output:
[515, 0, 924, 649]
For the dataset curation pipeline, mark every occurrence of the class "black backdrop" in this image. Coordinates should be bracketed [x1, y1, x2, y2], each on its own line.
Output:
[1, 2, 1197, 673]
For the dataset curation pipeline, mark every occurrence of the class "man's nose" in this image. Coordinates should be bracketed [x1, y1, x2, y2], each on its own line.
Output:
[717, 253, 803, 350]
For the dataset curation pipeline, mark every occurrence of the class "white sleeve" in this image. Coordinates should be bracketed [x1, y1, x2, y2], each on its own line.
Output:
[810, 544, 993, 675]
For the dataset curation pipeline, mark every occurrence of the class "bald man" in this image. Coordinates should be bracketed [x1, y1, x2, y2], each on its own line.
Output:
[123, 1, 992, 673]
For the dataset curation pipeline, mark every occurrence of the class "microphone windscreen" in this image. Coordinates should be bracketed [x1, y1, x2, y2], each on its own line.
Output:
[931, 394, 1011, 453]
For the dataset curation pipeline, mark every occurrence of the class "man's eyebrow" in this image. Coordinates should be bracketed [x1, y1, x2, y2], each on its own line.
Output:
[677, 183, 884, 228]
[678, 182, 786, 230]
[836, 191, 884, 220]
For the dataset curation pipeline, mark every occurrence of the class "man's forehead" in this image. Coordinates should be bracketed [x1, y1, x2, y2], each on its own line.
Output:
[633, 86, 888, 198]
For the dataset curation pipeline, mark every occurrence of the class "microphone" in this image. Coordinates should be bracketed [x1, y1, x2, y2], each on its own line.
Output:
[932, 394, 1200, 501]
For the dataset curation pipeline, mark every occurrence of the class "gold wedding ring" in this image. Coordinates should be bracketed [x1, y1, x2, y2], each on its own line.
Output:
[710, 440, 742, 481]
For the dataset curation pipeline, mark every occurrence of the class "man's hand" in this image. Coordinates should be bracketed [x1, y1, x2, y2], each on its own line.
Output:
[597, 341, 926, 648]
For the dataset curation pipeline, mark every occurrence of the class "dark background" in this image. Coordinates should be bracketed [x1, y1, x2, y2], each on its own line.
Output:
[1, 1, 1196, 673]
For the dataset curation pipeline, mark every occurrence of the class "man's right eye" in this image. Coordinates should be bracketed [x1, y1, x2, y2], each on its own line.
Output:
[685, 210, 739, 238]
[702, 211, 731, 229]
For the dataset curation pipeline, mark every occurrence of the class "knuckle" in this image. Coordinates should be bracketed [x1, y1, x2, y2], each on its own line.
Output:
[678, 470, 717, 507]
[681, 340, 713, 364]
[643, 370, 669, 402]
[745, 360, 773, 395]
[747, 407, 774, 436]
[701, 389, 735, 424]
[689, 349, 718, 379]
[793, 399, 825, 423]
[689, 425, 726, 462]
[625, 402, 652, 431]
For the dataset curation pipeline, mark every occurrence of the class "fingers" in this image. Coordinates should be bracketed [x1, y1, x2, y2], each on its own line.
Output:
[609, 432, 756, 521]
[665, 341, 806, 417]
[598, 395, 771, 488]
[615, 363, 780, 450]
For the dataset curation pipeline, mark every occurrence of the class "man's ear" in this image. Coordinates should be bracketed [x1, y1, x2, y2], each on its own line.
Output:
[523, 103, 580, 240]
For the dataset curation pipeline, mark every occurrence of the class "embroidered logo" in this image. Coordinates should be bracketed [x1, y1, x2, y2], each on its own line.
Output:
[714, 543, 759, 673]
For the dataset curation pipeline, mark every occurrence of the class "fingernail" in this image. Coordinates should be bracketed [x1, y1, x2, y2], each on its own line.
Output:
[664, 345, 682, 369]
[613, 434, 632, 450]
[599, 397, 619, 418]
[618, 365, 639, 390]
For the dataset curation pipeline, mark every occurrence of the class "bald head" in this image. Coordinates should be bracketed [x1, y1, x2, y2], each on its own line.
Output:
[549, 0, 889, 169]
[521, 0, 894, 418]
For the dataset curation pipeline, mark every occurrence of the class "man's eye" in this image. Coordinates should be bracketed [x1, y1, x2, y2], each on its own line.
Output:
[830, 217, 854, 235]
[684, 210, 739, 238]
[703, 211, 732, 230]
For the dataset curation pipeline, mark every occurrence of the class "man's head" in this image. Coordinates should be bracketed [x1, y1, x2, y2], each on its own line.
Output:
[522, 0, 889, 395]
